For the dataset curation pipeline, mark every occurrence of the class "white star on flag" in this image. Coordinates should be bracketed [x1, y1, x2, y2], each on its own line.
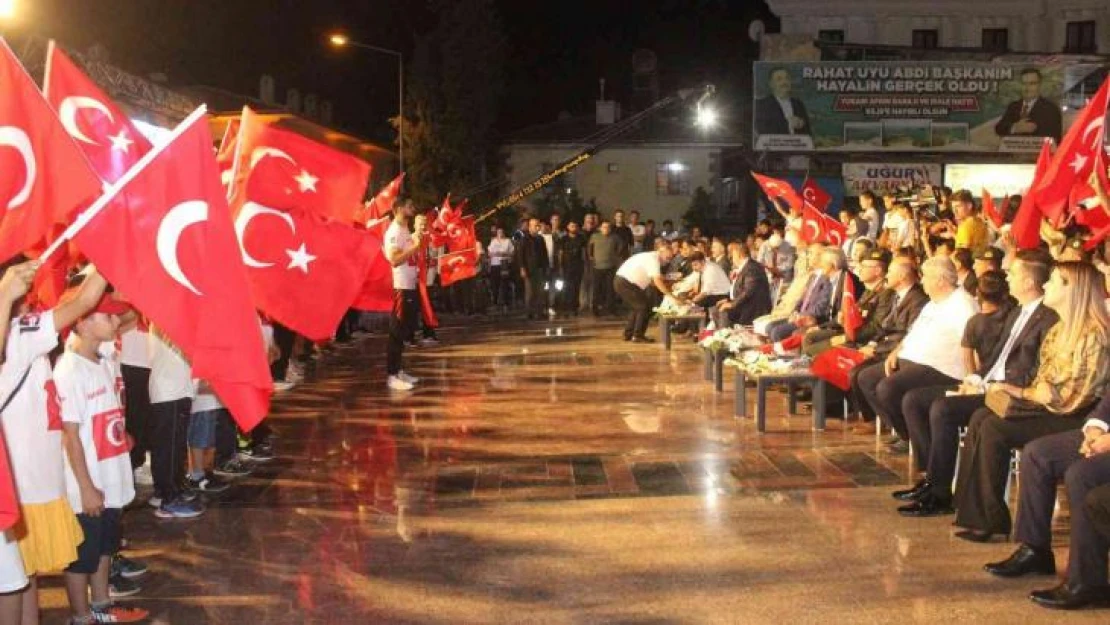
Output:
[1070, 152, 1090, 174]
[294, 169, 319, 193]
[285, 243, 316, 273]
[108, 129, 134, 153]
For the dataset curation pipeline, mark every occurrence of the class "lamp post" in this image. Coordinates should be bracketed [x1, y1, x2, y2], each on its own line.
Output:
[328, 33, 404, 175]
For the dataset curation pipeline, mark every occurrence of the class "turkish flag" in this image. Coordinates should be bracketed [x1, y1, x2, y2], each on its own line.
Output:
[0, 431, 17, 531]
[429, 195, 466, 247]
[842, 289, 863, 342]
[811, 347, 868, 391]
[439, 248, 478, 286]
[1034, 75, 1110, 226]
[800, 204, 847, 246]
[71, 107, 272, 431]
[354, 173, 404, 233]
[801, 178, 831, 212]
[1080, 148, 1110, 248]
[92, 408, 131, 461]
[43, 41, 153, 183]
[1011, 139, 1055, 250]
[237, 203, 380, 340]
[446, 215, 477, 253]
[751, 172, 803, 212]
[981, 188, 1004, 228]
[351, 232, 394, 312]
[0, 39, 102, 264]
[231, 106, 370, 223]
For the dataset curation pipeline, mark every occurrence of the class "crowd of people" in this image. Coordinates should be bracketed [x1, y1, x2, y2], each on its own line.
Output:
[605, 179, 1110, 610]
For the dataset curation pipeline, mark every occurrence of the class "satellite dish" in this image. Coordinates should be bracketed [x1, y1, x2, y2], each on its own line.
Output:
[748, 20, 766, 43]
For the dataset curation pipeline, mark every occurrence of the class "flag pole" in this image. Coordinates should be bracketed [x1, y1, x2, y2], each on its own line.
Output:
[39, 104, 210, 263]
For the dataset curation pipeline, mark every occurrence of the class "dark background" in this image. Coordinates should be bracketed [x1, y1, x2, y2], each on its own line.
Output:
[20, 0, 775, 143]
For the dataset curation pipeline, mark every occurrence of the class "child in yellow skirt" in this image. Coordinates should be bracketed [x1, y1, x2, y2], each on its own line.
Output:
[0, 266, 107, 624]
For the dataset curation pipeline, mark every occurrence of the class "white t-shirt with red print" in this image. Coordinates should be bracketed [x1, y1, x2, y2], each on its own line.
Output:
[55, 349, 135, 511]
[0, 311, 66, 505]
[385, 221, 418, 290]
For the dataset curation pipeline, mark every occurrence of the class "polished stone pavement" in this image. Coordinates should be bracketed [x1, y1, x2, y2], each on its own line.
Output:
[38, 316, 1106, 623]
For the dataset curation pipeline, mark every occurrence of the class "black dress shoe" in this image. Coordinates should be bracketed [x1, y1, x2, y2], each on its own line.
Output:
[1030, 582, 1110, 610]
[955, 529, 998, 543]
[898, 494, 954, 517]
[630, 336, 655, 343]
[892, 478, 931, 501]
[985, 544, 1055, 577]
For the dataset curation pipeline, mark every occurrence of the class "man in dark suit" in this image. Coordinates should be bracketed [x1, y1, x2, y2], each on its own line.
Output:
[977, 393, 1110, 610]
[766, 247, 853, 342]
[994, 68, 1063, 144]
[515, 217, 549, 320]
[803, 248, 896, 356]
[848, 257, 929, 432]
[715, 244, 772, 327]
[896, 250, 1058, 516]
[755, 67, 812, 137]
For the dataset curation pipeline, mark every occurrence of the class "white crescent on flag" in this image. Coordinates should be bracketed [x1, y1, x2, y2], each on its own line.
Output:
[234, 201, 296, 268]
[0, 126, 36, 210]
[803, 219, 821, 242]
[156, 200, 208, 296]
[250, 147, 296, 169]
[58, 96, 114, 145]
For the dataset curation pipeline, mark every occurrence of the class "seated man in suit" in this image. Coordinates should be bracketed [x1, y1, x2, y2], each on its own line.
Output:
[855, 257, 978, 449]
[896, 250, 1056, 516]
[753, 242, 821, 331]
[714, 241, 772, 328]
[979, 393, 1110, 610]
[847, 257, 929, 433]
[766, 248, 857, 342]
[803, 248, 895, 356]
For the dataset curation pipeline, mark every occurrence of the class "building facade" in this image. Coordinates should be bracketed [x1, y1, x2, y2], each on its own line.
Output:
[767, 0, 1110, 54]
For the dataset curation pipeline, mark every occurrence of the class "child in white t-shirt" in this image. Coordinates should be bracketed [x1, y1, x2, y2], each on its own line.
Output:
[56, 294, 148, 624]
[0, 266, 110, 623]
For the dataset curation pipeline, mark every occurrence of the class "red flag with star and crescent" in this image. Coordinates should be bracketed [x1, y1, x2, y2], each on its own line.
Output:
[354, 173, 404, 234]
[1010, 139, 1055, 250]
[801, 178, 831, 212]
[1033, 75, 1110, 226]
[438, 248, 479, 287]
[43, 41, 153, 182]
[70, 107, 272, 431]
[751, 172, 803, 212]
[229, 106, 371, 223]
[800, 203, 847, 246]
[0, 39, 101, 265]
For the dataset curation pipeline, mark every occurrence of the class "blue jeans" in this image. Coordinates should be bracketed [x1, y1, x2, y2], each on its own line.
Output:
[188, 409, 223, 449]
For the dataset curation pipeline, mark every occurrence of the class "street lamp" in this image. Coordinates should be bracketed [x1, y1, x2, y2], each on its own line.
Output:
[328, 32, 404, 174]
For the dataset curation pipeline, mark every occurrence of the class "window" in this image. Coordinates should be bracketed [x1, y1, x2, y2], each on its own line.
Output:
[912, 29, 939, 49]
[1065, 21, 1097, 53]
[818, 29, 844, 44]
[981, 28, 1008, 51]
[656, 163, 690, 196]
[607, 163, 619, 173]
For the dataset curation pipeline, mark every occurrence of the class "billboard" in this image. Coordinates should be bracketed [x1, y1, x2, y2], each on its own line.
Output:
[753, 61, 1098, 153]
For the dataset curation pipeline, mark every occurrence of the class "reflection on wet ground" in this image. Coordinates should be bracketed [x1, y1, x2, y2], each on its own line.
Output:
[39, 316, 1101, 623]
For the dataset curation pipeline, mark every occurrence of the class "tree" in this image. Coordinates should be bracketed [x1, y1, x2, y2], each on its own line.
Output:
[682, 186, 718, 233]
[396, 0, 507, 210]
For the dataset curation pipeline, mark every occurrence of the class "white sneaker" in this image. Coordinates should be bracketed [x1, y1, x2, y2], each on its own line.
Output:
[387, 375, 414, 391]
[419, 336, 439, 346]
[133, 463, 154, 486]
[398, 371, 419, 385]
[273, 381, 296, 393]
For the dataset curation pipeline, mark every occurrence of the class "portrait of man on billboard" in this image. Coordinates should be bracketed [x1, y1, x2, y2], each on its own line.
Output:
[755, 67, 812, 137]
[994, 68, 1062, 143]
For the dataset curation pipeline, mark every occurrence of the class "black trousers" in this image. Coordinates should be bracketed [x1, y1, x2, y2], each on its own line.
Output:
[490, 265, 511, 307]
[387, 289, 419, 376]
[953, 406, 1087, 535]
[150, 398, 191, 502]
[1014, 429, 1110, 587]
[1089, 483, 1110, 541]
[593, 268, 616, 314]
[524, 271, 547, 318]
[858, 360, 957, 441]
[613, 276, 653, 339]
[561, 265, 583, 313]
[121, 364, 152, 470]
[271, 322, 296, 381]
[848, 357, 881, 422]
[908, 392, 984, 495]
[214, 409, 238, 466]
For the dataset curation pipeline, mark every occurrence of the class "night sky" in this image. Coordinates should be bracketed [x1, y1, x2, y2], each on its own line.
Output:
[20, 0, 775, 143]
